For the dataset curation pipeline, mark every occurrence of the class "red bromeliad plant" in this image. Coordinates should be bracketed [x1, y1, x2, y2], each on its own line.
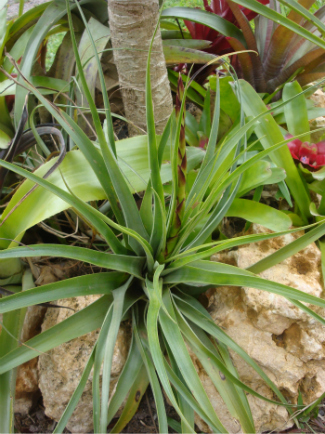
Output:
[163, 0, 325, 95]
[173, 0, 268, 79]
[183, 0, 269, 57]
[226, 0, 325, 94]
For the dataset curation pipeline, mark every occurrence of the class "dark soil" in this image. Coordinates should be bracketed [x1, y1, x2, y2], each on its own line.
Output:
[14, 389, 182, 434]
[14, 394, 325, 434]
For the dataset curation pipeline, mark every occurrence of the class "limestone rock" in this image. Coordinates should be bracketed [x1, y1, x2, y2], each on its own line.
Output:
[0, 304, 45, 415]
[13, 261, 81, 415]
[310, 88, 325, 109]
[14, 305, 46, 414]
[38, 295, 131, 433]
[309, 89, 325, 142]
[194, 224, 325, 433]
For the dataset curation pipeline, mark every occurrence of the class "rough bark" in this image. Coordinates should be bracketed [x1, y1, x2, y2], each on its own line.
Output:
[107, 0, 173, 135]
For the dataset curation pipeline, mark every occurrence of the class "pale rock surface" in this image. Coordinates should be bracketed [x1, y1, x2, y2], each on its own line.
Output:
[194, 224, 325, 433]
[0, 303, 45, 415]
[309, 89, 325, 142]
[14, 305, 46, 414]
[38, 295, 131, 433]
[13, 262, 81, 415]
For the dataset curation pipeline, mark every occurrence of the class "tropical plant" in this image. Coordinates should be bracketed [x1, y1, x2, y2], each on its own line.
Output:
[162, 0, 325, 95]
[0, 0, 113, 159]
[183, 0, 269, 57]
[2, 2, 325, 432]
[0, 0, 222, 148]
[236, 78, 325, 281]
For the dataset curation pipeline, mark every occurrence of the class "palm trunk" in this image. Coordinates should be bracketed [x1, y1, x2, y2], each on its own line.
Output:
[107, 0, 173, 135]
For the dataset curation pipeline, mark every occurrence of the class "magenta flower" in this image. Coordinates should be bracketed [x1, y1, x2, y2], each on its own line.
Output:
[286, 134, 325, 169]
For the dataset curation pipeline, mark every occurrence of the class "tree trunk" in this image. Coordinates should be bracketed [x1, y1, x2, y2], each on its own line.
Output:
[107, 0, 173, 135]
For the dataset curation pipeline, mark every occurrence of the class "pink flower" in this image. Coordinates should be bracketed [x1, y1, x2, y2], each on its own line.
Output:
[286, 134, 325, 169]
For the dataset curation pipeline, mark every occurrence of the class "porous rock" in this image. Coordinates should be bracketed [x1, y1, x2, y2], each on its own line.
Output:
[13, 261, 83, 415]
[14, 305, 46, 414]
[0, 303, 45, 415]
[194, 224, 325, 433]
[309, 89, 325, 142]
[38, 295, 131, 433]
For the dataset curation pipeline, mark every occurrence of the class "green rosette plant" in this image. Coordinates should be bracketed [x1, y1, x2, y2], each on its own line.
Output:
[2, 2, 325, 433]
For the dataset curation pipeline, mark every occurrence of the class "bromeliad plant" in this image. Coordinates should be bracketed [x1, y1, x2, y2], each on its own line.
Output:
[230, 0, 325, 93]
[183, 0, 269, 54]
[162, 0, 325, 95]
[237, 78, 325, 265]
[0, 0, 223, 140]
[2, 3, 325, 434]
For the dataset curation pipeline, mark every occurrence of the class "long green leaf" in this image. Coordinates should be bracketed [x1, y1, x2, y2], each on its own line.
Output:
[161, 7, 245, 45]
[276, 0, 325, 36]
[239, 79, 311, 222]
[65, 0, 133, 232]
[162, 39, 211, 49]
[106, 336, 145, 426]
[186, 76, 220, 210]
[165, 260, 325, 308]
[173, 292, 290, 408]
[283, 81, 310, 142]
[150, 191, 167, 259]
[163, 358, 228, 430]
[173, 307, 255, 433]
[163, 44, 219, 64]
[163, 337, 195, 433]
[0, 290, 141, 376]
[146, 14, 165, 206]
[133, 306, 169, 434]
[14, 0, 107, 123]
[226, 198, 291, 231]
[0, 158, 136, 255]
[110, 365, 149, 433]
[74, 3, 116, 156]
[14, 74, 126, 228]
[0, 245, 144, 278]
[0, 144, 203, 250]
[100, 281, 130, 433]
[0, 295, 112, 375]
[0, 272, 127, 314]
[92, 301, 113, 433]
[165, 222, 320, 271]
[0, 0, 8, 55]
[0, 271, 31, 434]
[145, 279, 195, 433]
[248, 222, 325, 274]
[160, 291, 228, 433]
